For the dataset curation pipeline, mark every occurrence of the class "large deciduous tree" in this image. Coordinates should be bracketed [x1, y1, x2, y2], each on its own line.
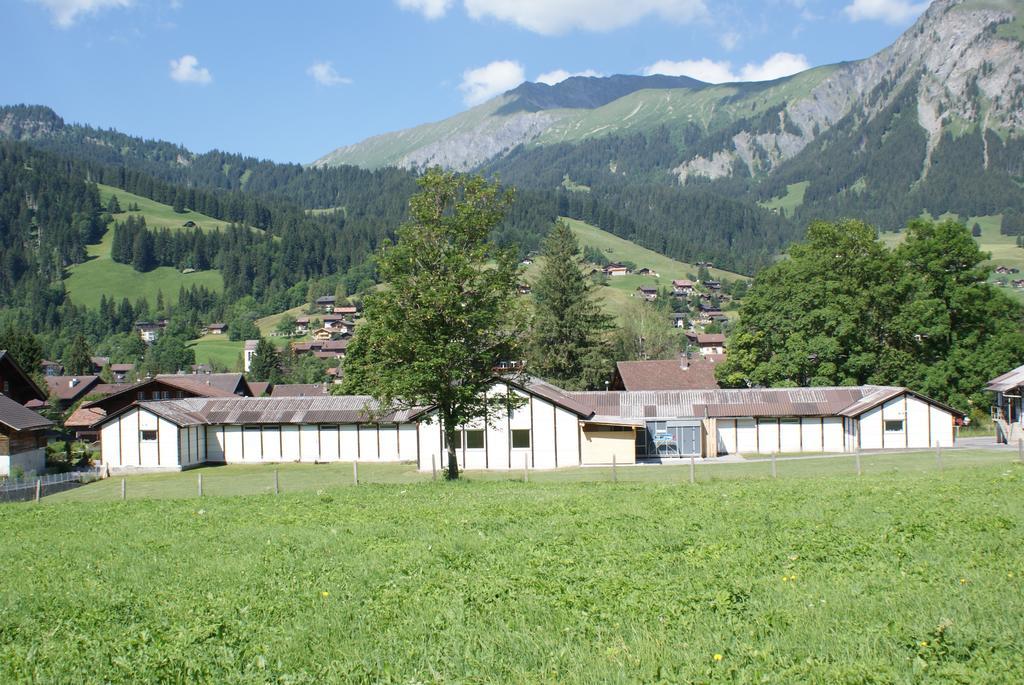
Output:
[717, 218, 1024, 415]
[339, 168, 525, 479]
[526, 221, 610, 389]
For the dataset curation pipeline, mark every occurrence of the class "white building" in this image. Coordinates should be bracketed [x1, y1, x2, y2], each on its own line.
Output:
[243, 340, 258, 373]
[94, 380, 963, 472]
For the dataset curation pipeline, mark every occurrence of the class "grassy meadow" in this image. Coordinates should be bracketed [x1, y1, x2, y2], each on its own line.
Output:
[65, 228, 224, 309]
[3, 456, 1022, 682]
[759, 181, 809, 218]
[64, 185, 228, 309]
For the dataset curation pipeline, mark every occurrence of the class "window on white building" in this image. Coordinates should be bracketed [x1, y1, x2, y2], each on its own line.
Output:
[465, 430, 485, 449]
[140, 430, 157, 441]
[884, 419, 904, 432]
[511, 429, 531, 449]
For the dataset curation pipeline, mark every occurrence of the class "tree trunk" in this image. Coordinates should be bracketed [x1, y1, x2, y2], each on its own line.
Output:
[442, 412, 460, 480]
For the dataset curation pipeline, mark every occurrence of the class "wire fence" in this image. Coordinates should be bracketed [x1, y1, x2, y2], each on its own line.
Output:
[0, 468, 103, 504]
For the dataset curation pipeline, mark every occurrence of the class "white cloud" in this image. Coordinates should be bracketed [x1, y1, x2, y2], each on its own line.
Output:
[32, 0, 132, 28]
[643, 52, 810, 84]
[307, 61, 352, 86]
[169, 54, 212, 85]
[843, 0, 931, 24]
[462, 0, 707, 35]
[718, 31, 740, 51]
[738, 52, 810, 81]
[396, 0, 453, 19]
[459, 60, 525, 105]
[535, 68, 602, 85]
[643, 58, 737, 84]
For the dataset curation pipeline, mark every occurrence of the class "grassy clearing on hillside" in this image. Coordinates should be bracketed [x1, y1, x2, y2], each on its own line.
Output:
[97, 183, 230, 232]
[760, 181, 808, 217]
[3, 460, 1022, 682]
[65, 229, 223, 309]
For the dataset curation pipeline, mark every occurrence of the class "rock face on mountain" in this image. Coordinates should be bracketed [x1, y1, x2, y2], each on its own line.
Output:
[315, 0, 1024, 185]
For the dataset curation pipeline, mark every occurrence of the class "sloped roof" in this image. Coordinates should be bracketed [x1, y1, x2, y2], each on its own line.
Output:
[0, 350, 47, 402]
[112, 396, 424, 428]
[156, 373, 249, 395]
[0, 394, 53, 431]
[45, 375, 100, 401]
[615, 359, 721, 391]
[986, 364, 1024, 392]
[64, 405, 107, 429]
[270, 383, 330, 397]
[566, 385, 961, 421]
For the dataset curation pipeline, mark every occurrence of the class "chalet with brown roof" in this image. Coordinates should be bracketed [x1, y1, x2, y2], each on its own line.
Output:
[90, 356, 110, 373]
[45, 375, 101, 411]
[604, 263, 630, 277]
[110, 363, 135, 383]
[315, 295, 336, 312]
[206, 323, 227, 335]
[292, 338, 350, 360]
[333, 306, 358, 316]
[636, 268, 659, 277]
[695, 333, 726, 356]
[636, 286, 658, 302]
[671, 279, 694, 295]
[295, 316, 311, 334]
[0, 352, 53, 476]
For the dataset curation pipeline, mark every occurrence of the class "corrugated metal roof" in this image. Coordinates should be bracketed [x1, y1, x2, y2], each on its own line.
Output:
[134, 396, 424, 427]
[568, 386, 906, 420]
[986, 364, 1024, 393]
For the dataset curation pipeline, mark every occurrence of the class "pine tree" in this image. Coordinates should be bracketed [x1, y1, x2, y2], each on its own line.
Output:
[172, 190, 186, 214]
[64, 334, 93, 375]
[526, 221, 611, 389]
[107, 194, 121, 214]
[248, 338, 281, 382]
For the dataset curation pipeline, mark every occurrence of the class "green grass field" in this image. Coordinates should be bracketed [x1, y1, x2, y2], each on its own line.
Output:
[760, 181, 809, 217]
[4, 454, 1022, 682]
[64, 185, 229, 308]
[97, 184, 231, 232]
[65, 229, 224, 309]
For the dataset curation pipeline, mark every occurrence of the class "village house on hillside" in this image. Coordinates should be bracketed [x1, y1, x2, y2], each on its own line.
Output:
[636, 286, 658, 302]
[45, 375, 101, 411]
[315, 295, 336, 312]
[110, 363, 135, 384]
[604, 263, 630, 277]
[671, 279, 695, 296]
[205, 323, 227, 335]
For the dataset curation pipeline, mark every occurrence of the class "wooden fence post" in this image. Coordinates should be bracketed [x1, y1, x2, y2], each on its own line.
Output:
[431, 452, 437, 481]
[120, 478, 126, 501]
[274, 468, 280, 495]
[353, 460, 359, 485]
[611, 452, 618, 483]
[1018, 438, 1023, 464]
[197, 473, 203, 498]
[855, 447, 862, 477]
[689, 455, 695, 484]
[523, 452, 528, 483]
[771, 452, 778, 479]
[936, 441, 942, 471]
[34, 478, 41, 503]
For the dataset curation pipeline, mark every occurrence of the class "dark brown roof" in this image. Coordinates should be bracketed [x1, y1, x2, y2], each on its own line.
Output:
[0, 394, 53, 431]
[84, 376, 243, 408]
[248, 381, 271, 397]
[110, 363, 135, 372]
[45, 375, 101, 401]
[696, 333, 726, 345]
[270, 383, 330, 398]
[0, 350, 47, 403]
[614, 358, 721, 391]
[156, 373, 250, 396]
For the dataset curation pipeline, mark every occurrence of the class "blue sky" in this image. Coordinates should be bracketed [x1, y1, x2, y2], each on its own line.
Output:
[3, 0, 932, 163]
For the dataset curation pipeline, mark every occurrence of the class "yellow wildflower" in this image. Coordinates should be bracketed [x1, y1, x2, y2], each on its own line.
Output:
[321, 591, 330, 598]
[713, 654, 723, 662]
[920, 641, 928, 647]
